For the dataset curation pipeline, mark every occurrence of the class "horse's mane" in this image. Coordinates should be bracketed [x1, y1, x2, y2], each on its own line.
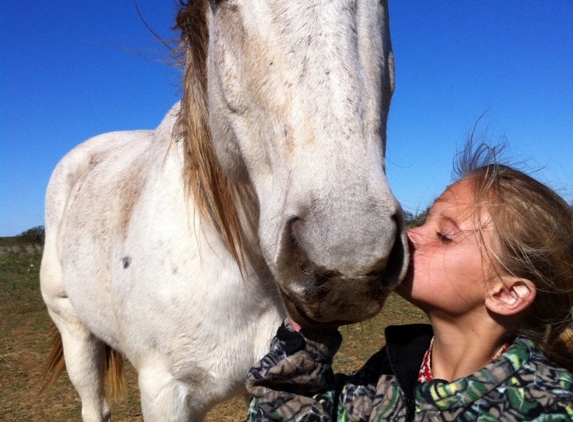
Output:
[173, 1, 257, 271]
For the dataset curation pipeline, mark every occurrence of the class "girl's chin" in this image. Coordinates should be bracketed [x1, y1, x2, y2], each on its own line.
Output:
[395, 276, 430, 313]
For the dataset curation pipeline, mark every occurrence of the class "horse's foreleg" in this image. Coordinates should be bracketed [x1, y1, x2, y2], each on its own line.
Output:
[47, 307, 111, 422]
[138, 366, 207, 422]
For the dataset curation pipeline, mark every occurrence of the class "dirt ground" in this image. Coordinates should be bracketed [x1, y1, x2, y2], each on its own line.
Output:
[0, 251, 427, 421]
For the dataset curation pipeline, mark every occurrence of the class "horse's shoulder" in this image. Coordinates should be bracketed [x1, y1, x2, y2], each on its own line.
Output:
[47, 106, 182, 249]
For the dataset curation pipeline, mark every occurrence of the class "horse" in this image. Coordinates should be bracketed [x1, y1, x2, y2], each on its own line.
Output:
[40, 1, 408, 421]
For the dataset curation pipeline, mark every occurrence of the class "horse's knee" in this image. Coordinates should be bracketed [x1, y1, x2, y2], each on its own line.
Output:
[138, 368, 207, 422]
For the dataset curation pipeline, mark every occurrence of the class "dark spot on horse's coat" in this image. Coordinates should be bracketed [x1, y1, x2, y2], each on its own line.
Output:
[122, 256, 132, 269]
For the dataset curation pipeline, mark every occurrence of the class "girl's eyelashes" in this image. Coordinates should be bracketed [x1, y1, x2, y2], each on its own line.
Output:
[436, 231, 453, 243]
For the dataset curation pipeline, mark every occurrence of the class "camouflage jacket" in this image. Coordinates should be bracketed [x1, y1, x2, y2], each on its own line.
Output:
[245, 323, 573, 421]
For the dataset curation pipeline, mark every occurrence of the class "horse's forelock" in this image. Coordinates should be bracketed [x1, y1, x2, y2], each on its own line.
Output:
[173, 0, 254, 273]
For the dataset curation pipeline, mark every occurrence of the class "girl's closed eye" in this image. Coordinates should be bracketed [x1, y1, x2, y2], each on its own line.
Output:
[436, 231, 453, 243]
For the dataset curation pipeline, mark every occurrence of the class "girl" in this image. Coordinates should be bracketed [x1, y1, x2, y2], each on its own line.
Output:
[244, 144, 573, 421]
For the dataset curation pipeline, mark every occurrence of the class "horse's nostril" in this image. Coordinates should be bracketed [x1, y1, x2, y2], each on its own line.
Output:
[289, 215, 302, 230]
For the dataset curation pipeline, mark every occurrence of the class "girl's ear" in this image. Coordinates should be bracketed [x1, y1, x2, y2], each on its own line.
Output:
[485, 277, 536, 316]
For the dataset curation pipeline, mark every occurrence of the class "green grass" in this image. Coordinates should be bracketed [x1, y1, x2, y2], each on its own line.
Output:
[0, 252, 42, 308]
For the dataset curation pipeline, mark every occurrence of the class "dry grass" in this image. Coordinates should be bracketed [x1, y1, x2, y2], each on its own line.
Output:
[0, 251, 427, 421]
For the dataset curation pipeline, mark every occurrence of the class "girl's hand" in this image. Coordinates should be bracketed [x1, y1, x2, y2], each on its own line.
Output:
[287, 318, 302, 331]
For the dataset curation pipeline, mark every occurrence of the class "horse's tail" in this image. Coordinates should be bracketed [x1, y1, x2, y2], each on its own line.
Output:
[104, 341, 126, 402]
[39, 331, 66, 395]
[40, 330, 127, 402]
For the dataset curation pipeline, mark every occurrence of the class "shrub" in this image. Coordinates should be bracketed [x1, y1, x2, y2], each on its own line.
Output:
[19, 226, 45, 245]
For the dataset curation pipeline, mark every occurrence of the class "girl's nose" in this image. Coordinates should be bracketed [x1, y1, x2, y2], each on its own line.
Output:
[406, 228, 419, 251]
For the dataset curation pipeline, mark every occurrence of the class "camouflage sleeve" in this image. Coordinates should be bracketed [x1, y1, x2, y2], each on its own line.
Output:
[245, 320, 343, 422]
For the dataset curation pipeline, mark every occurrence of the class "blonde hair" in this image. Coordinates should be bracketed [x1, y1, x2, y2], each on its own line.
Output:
[455, 143, 573, 372]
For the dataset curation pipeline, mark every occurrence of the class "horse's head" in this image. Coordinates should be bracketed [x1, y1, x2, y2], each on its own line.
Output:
[178, 0, 408, 328]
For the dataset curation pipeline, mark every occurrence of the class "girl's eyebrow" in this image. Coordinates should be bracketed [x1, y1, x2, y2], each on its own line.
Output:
[440, 215, 462, 231]
[440, 208, 485, 235]
[430, 200, 469, 232]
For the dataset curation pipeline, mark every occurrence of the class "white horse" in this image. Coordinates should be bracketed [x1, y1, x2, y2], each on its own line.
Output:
[40, 1, 408, 421]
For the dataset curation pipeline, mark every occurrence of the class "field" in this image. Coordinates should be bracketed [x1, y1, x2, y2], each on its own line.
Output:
[0, 247, 427, 421]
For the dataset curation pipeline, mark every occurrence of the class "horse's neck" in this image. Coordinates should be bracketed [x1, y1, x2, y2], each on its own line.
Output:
[233, 182, 262, 266]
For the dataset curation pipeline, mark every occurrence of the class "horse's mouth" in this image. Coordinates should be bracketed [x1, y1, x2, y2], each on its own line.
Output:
[279, 288, 385, 329]
[278, 289, 354, 329]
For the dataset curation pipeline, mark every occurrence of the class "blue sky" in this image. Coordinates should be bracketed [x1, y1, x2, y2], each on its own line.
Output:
[1, 1, 572, 236]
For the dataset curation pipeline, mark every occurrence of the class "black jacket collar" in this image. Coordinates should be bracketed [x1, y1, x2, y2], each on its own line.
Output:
[384, 324, 433, 400]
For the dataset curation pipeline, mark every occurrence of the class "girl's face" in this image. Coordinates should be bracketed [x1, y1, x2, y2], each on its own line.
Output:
[400, 179, 497, 317]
